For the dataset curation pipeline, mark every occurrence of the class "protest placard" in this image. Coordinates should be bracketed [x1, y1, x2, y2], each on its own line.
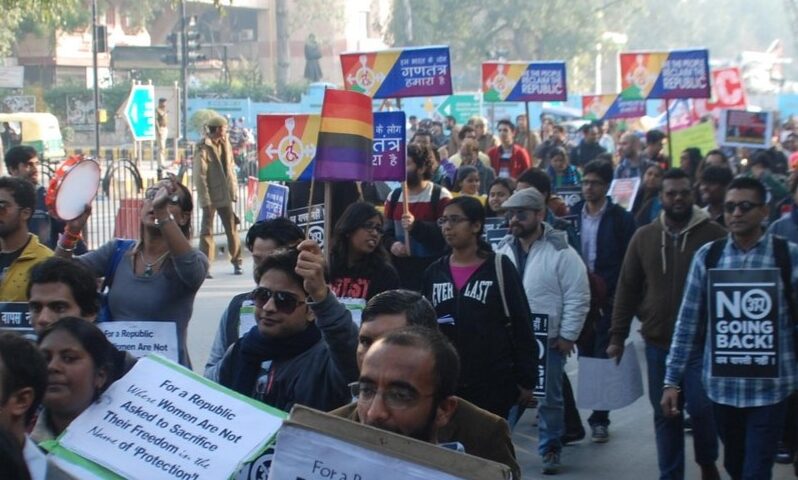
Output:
[718, 109, 774, 149]
[257, 114, 320, 181]
[531, 314, 548, 397]
[576, 342, 644, 411]
[371, 111, 406, 181]
[619, 49, 711, 100]
[483, 217, 508, 251]
[708, 269, 780, 379]
[55, 355, 286, 480]
[99, 321, 179, 363]
[256, 182, 289, 222]
[582, 94, 646, 120]
[669, 121, 718, 160]
[0, 302, 34, 340]
[482, 61, 567, 102]
[287, 204, 325, 248]
[555, 186, 583, 209]
[608, 177, 640, 211]
[269, 406, 512, 480]
[341, 46, 452, 99]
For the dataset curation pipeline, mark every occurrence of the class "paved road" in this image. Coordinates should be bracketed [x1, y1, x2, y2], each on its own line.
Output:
[187, 254, 796, 479]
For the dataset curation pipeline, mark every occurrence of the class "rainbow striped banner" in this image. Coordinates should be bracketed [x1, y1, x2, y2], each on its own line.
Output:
[314, 89, 374, 181]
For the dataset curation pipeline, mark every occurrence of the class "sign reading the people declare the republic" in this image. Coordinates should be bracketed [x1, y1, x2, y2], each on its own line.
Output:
[341, 46, 452, 98]
[619, 49, 711, 100]
[99, 321, 179, 363]
[56, 355, 285, 480]
[708, 269, 780, 379]
[482, 61, 567, 102]
[582, 94, 646, 120]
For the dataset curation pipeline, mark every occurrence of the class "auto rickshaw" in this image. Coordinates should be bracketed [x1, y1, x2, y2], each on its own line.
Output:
[0, 112, 66, 161]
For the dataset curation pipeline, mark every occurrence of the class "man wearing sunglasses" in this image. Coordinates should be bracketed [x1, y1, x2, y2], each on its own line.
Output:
[330, 289, 520, 479]
[608, 168, 725, 480]
[663, 177, 798, 479]
[216, 240, 358, 412]
[205, 218, 304, 380]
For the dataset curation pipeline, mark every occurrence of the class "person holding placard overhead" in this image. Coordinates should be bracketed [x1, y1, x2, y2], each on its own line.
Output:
[56, 175, 208, 369]
[662, 177, 798, 480]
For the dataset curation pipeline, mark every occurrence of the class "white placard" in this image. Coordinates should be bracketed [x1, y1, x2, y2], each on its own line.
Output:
[99, 321, 179, 363]
[58, 356, 285, 480]
[339, 297, 366, 327]
[576, 342, 644, 411]
[269, 425, 463, 480]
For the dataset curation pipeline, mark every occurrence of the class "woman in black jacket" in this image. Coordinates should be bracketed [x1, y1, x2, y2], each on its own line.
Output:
[422, 196, 538, 419]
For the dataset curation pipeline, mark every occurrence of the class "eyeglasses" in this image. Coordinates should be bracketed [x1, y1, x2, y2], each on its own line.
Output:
[437, 215, 469, 227]
[0, 201, 19, 213]
[144, 187, 180, 204]
[360, 222, 384, 234]
[723, 201, 764, 214]
[349, 381, 433, 410]
[505, 208, 536, 221]
[250, 287, 306, 314]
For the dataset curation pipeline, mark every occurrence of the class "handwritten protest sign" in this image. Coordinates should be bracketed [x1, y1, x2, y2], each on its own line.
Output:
[620, 49, 711, 100]
[56, 356, 285, 480]
[608, 177, 640, 211]
[482, 61, 567, 102]
[577, 342, 644, 411]
[0, 302, 34, 340]
[709, 269, 780, 379]
[99, 322, 179, 363]
[718, 109, 774, 149]
[341, 46, 452, 98]
[257, 182, 289, 222]
[287, 204, 325, 249]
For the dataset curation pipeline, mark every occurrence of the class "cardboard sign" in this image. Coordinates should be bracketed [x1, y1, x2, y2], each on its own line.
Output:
[582, 94, 646, 120]
[708, 269, 780, 379]
[555, 186, 583, 209]
[0, 302, 34, 340]
[341, 46, 453, 99]
[257, 114, 320, 181]
[287, 204, 325, 249]
[669, 122, 718, 160]
[608, 177, 640, 212]
[718, 109, 774, 149]
[577, 342, 644, 410]
[99, 322, 179, 363]
[620, 49, 711, 100]
[55, 356, 286, 480]
[531, 314, 548, 397]
[371, 111, 406, 181]
[257, 182, 290, 222]
[483, 217, 508, 251]
[482, 61, 567, 102]
[269, 406, 511, 480]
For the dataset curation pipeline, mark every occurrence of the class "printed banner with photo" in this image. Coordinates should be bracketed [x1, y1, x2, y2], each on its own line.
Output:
[608, 177, 641, 212]
[482, 61, 567, 102]
[341, 46, 452, 99]
[49, 355, 286, 480]
[718, 109, 774, 149]
[619, 49, 711, 100]
[257, 114, 320, 181]
[708, 269, 780, 379]
[582, 94, 646, 120]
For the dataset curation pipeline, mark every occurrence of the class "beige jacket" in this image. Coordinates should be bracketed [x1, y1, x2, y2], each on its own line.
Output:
[193, 136, 237, 208]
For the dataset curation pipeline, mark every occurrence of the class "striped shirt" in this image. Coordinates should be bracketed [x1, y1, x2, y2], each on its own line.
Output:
[665, 233, 798, 407]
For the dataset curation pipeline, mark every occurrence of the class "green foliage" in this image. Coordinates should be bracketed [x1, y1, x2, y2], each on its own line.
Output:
[189, 108, 218, 137]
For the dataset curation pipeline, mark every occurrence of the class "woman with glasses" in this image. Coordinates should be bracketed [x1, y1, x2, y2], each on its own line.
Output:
[217, 242, 358, 412]
[421, 196, 538, 419]
[55, 175, 208, 368]
[329, 202, 399, 325]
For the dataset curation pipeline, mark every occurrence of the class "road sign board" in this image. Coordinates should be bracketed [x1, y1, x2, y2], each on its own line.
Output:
[436, 93, 481, 125]
[124, 84, 156, 141]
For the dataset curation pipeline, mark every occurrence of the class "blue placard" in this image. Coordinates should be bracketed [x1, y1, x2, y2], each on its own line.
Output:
[370, 111, 406, 181]
[257, 183, 290, 222]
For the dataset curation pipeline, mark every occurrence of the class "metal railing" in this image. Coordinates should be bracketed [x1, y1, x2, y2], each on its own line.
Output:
[40, 148, 254, 250]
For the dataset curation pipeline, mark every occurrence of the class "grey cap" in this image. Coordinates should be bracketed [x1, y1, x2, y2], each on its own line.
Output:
[502, 187, 545, 210]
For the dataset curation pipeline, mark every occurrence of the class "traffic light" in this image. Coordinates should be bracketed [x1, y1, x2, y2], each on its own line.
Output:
[162, 32, 180, 65]
[185, 24, 206, 64]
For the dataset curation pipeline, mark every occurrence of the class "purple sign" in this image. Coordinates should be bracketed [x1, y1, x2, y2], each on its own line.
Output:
[369, 111, 406, 181]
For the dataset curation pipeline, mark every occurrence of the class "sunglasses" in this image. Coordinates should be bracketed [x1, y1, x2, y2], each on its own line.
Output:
[250, 287, 306, 314]
[505, 209, 537, 221]
[723, 201, 764, 214]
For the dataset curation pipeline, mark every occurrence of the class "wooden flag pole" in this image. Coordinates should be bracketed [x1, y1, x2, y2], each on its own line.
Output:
[402, 180, 411, 253]
[323, 181, 332, 264]
[665, 98, 673, 168]
[305, 176, 316, 238]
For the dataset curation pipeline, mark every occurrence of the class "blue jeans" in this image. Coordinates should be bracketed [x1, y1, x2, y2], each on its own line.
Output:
[714, 400, 787, 480]
[538, 347, 566, 455]
[645, 343, 718, 480]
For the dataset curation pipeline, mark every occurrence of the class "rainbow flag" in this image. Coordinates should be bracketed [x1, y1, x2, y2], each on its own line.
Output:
[313, 89, 373, 181]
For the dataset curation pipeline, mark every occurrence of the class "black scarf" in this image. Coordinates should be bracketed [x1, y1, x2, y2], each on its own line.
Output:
[231, 323, 322, 396]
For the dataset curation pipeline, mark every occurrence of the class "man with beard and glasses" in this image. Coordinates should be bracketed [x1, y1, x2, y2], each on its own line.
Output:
[608, 168, 725, 480]
[383, 143, 452, 291]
